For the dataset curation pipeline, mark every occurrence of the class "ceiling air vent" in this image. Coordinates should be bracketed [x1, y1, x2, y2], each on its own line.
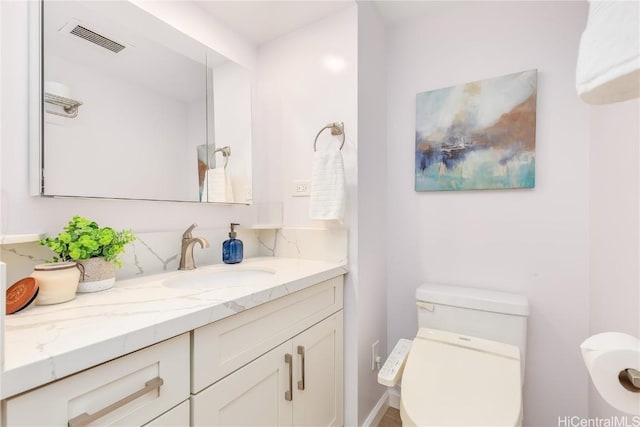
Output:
[70, 25, 125, 53]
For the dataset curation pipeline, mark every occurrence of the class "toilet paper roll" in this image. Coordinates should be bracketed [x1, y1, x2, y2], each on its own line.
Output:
[581, 332, 640, 415]
[44, 81, 71, 99]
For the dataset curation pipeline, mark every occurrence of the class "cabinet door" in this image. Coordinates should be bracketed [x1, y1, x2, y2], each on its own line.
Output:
[292, 312, 343, 427]
[192, 341, 293, 426]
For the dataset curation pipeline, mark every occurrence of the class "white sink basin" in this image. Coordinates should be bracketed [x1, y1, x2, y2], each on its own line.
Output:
[163, 267, 275, 289]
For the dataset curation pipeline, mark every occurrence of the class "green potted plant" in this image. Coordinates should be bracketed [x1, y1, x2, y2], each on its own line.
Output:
[40, 215, 136, 293]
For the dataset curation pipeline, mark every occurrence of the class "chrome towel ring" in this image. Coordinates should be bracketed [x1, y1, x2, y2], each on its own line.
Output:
[214, 146, 231, 168]
[314, 122, 345, 151]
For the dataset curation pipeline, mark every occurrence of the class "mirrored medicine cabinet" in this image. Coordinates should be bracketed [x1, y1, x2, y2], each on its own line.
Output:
[29, 1, 252, 204]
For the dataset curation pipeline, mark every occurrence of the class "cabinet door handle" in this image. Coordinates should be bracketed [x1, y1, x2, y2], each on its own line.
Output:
[68, 377, 164, 427]
[284, 353, 293, 401]
[297, 345, 306, 390]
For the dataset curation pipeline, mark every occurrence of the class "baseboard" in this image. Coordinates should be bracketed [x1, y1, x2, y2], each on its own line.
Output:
[362, 391, 389, 427]
[388, 385, 401, 409]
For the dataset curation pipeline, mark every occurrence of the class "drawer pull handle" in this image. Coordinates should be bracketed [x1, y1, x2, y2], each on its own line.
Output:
[297, 345, 306, 391]
[68, 377, 164, 427]
[284, 353, 293, 401]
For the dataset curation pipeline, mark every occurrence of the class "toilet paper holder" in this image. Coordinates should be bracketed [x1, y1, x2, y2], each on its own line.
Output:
[620, 368, 640, 392]
[581, 332, 640, 414]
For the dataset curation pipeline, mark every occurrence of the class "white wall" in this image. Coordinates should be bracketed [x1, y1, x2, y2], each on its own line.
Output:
[255, 7, 358, 227]
[356, 2, 388, 424]
[0, 1, 257, 241]
[588, 98, 640, 418]
[253, 6, 359, 424]
[385, 2, 590, 425]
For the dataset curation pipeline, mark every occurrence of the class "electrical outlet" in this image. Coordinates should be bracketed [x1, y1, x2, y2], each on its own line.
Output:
[292, 180, 311, 197]
[371, 340, 380, 371]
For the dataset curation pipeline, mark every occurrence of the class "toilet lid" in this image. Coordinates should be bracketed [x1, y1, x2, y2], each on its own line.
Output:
[401, 328, 522, 426]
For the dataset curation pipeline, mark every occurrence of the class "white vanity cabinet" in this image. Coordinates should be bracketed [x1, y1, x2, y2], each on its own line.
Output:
[3, 333, 190, 426]
[191, 276, 344, 427]
[1, 271, 345, 427]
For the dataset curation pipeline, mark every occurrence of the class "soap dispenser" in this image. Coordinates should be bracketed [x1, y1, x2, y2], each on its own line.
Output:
[222, 223, 243, 264]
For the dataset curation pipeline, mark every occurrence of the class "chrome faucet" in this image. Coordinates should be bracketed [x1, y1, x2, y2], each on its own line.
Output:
[179, 223, 210, 270]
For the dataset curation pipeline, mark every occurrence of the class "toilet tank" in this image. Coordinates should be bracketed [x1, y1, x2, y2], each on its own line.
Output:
[416, 283, 529, 375]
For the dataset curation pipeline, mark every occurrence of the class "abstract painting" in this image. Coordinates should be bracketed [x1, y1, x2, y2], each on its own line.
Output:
[415, 69, 537, 191]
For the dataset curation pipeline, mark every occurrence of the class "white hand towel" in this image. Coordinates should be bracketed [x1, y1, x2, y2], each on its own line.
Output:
[206, 168, 234, 203]
[310, 147, 346, 220]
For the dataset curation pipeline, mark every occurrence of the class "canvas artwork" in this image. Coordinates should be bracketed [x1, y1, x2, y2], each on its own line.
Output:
[415, 69, 537, 191]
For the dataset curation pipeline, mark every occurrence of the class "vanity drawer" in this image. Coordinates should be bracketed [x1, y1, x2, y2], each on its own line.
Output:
[4, 333, 190, 426]
[192, 276, 343, 393]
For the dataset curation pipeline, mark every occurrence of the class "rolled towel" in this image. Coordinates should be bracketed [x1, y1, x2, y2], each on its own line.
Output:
[576, 0, 640, 104]
[310, 147, 346, 221]
[206, 168, 234, 203]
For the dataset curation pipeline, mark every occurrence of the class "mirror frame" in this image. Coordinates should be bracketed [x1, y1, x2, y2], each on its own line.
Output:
[28, 1, 252, 204]
[29, 0, 43, 197]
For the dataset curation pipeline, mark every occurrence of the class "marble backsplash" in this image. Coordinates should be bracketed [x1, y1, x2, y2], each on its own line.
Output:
[1, 227, 348, 288]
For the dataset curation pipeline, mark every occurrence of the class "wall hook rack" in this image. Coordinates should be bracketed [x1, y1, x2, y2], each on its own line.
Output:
[44, 92, 83, 118]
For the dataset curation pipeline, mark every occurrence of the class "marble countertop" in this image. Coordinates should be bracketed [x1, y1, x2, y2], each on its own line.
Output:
[1, 257, 348, 399]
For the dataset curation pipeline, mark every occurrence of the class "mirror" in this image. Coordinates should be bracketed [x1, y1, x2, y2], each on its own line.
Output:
[34, 1, 252, 203]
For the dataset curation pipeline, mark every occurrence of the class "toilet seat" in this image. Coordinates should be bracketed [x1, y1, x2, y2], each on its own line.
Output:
[401, 328, 522, 427]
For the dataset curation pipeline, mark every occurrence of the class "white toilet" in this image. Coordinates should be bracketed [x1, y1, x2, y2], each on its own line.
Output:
[400, 283, 529, 427]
